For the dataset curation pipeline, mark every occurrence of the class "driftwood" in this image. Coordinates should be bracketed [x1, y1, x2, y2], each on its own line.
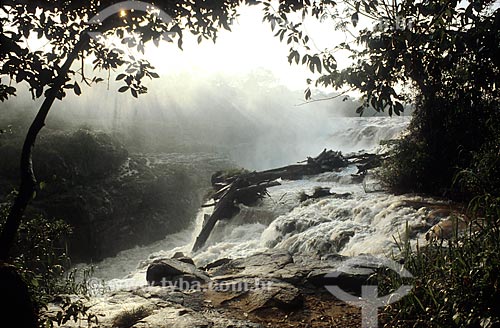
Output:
[299, 187, 352, 202]
[192, 149, 383, 252]
[345, 152, 388, 174]
[192, 178, 280, 252]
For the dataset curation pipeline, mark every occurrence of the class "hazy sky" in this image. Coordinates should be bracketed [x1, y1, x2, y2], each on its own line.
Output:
[141, 5, 355, 91]
[4, 2, 411, 169]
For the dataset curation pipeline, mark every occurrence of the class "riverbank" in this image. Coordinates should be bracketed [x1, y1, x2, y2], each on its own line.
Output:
[49, 250, 368, 327]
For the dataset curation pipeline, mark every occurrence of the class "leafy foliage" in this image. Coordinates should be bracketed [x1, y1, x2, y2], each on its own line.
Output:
[0, 199, 97, 327]
[264, 0, 498, 196]
[379, 198, 500, 328]
[264, 0, 499, 115]
[0, 0, 253, 102]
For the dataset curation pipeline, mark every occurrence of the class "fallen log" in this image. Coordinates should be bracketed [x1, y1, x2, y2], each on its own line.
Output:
[299, 187, 352, 202]
[345, 152, 388, 174]
[192, 178, 242, 252]
[192, 179, 282, 252]
[192, 149, 382, 252]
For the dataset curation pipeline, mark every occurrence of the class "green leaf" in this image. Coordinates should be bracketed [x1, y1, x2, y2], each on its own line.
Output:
[394, 102, 404, 115]
[118, 86, 129, 93]
[351, 12, 359, 27]
[73, 82, 81, 96]
[312, 56, 322, 73]
[304, 87, 311, 100]
[36, 87, 43, 98]
[356, 105, 364, 115]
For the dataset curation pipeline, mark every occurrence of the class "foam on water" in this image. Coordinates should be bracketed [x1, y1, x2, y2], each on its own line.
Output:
[80, 116, 445, 285]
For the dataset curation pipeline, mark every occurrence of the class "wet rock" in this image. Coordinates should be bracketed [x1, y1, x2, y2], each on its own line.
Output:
[134, 286, 185, 305]
[331, 230, 355, 251]
[425, 215, 469, 241]
[299, 187, 352, 202]
[209, 251, 293, 278]
[247, 281, 303, 311]
[172, 252, 196, 266]
[208, 278, 302, 313]
[306, 255, 389, 295]
[202, 258, 232, 271]
[133, 307, 210, 328]
[146, 258, 210, 287]
[172, 252, 186, 258]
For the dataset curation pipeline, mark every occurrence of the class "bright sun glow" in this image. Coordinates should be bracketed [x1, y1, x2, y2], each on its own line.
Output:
[143, 6, 352, 91]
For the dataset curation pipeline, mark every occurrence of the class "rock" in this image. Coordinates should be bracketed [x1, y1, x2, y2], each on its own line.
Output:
[253, 281, 303, 311]
[129, 307, 210, 328]
[202, 258, 232, 271]
[331, 230, 355, 251]
[212, 279, 302, 313]
[210, 251, 293, 278]
[299, 187, 352, 202]
[0, 264, 37, 328]
[172, 252, 196, 266]
[426, 215, 469, 241]
[146, 258, 210, 287]
[306, 255, 390, 296]
[134, 286, 185, 305]
[134, 306, 263, 328]
[172, 252, 186, 259]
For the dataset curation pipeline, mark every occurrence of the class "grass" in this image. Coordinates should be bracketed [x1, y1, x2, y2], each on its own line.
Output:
[112, 306, 153, 328]
[379, 195, 500, 327]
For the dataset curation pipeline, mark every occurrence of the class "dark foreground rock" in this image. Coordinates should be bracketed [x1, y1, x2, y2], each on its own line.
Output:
[0, 264, 37, 328]
[146, 258, 210, 286]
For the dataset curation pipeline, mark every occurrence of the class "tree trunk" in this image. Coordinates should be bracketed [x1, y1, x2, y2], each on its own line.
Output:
[0, 33, 90, 261]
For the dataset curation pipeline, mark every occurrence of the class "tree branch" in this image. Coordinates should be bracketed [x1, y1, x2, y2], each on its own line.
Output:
[295, 88, 355, 106]
[0, 33, 91, 261]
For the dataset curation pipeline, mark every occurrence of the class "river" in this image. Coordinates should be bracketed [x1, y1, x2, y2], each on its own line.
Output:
[77, 116, 446, 290]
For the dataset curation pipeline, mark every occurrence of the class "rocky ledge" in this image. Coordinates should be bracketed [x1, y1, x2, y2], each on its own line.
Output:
[47, 249, 399, 327]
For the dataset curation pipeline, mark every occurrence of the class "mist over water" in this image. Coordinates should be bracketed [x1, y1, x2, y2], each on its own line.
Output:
[6, 68, 400, 170]
[4, 58, 413, 284]
[75, 115, 416, 285]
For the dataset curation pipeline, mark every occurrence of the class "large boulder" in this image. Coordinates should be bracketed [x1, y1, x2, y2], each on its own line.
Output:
[146, 258, 210, 287]
[0, 264, 37, 328]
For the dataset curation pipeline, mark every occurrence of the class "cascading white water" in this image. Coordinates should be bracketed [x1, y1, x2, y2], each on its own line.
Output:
[82, 116, 447, 286]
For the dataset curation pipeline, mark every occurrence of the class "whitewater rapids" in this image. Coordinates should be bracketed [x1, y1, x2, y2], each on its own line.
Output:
[78, 116, 447, 287]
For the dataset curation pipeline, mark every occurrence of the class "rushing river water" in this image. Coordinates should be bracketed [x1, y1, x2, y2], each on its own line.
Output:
[78, 116, 447, 289]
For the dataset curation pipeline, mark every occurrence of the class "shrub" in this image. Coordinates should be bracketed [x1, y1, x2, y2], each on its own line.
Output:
[380, 198, 500, 327]
[0, 199, 97, 327]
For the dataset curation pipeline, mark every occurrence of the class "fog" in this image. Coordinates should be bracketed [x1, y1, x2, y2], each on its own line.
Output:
[1, 4, 408, 170]
[3, 67, 377, 170]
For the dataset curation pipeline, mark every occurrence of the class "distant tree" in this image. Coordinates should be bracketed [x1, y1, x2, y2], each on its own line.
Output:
[0, 0, 254, 261]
